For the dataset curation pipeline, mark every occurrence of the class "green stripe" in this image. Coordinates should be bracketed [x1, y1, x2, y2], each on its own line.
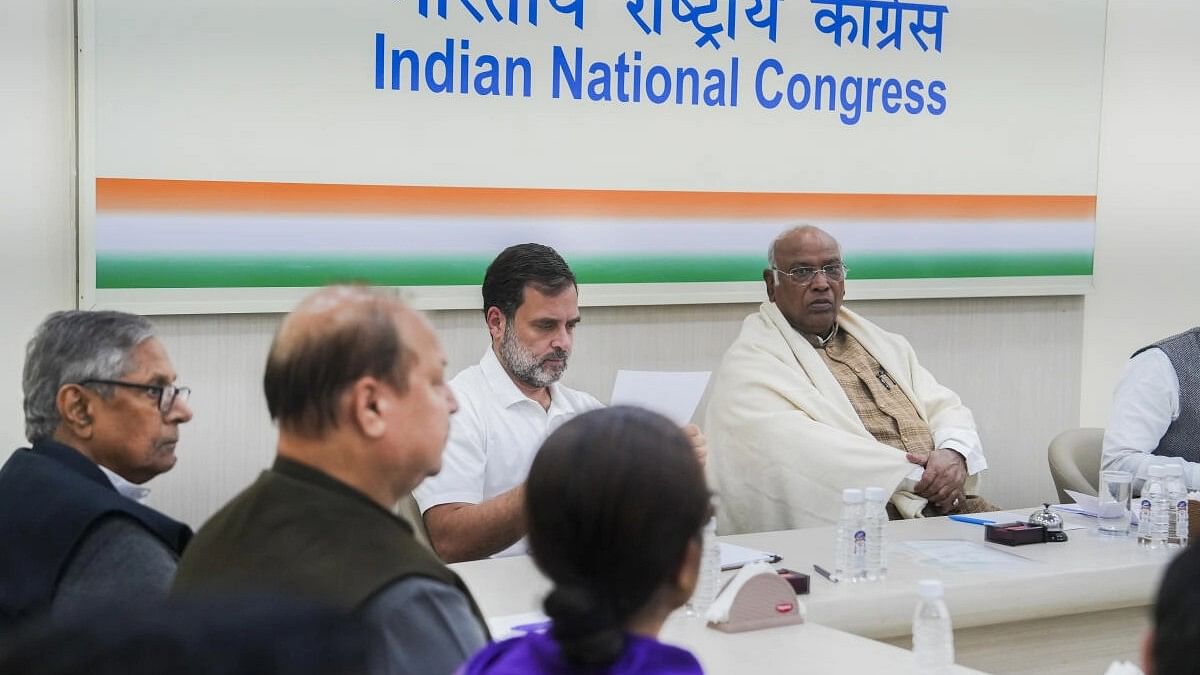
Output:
[96, 251, 1094, 289]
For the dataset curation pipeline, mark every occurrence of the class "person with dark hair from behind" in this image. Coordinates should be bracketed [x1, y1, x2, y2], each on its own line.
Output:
[1143, 541, 1200, 675]
[0, 311, 194, 629]
[172, 286, 488, 675]
[461, 406, 709, 675]
[0, 595, 372, 675]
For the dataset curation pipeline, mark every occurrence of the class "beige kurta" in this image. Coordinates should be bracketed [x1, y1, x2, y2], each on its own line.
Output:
[704, 302, 981, 534]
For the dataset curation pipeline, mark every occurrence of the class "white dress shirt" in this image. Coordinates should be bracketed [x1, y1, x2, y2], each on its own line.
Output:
[98, 464, 152, 503]
[1101, 348, 1196, 492]
[412, 348, 603, 557]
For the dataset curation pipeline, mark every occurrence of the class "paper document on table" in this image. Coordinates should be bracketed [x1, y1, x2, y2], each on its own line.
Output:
[898, 539, 1039, 572]
[609, 370, 711, 426]
[719, 542, 781, 570]
[1056, 490, 1100, 516]
[1060, 490, 1141, 524]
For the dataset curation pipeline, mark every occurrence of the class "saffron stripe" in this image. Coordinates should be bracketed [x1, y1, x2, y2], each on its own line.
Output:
[96, 178, 1096, 221]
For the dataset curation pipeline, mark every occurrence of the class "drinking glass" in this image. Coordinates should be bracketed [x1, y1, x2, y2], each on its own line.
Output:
[1098, 470, 1132, 535]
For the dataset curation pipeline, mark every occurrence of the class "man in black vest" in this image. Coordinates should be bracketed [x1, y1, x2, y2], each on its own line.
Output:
[0, 311, 194, 628]
[173, 286, 489, 675]
[1102, 327, 1200, 492]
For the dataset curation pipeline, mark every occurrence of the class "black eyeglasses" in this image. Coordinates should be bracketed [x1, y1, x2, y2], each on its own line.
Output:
[771, 263, 848, 286]
[78, 379, 192, 414]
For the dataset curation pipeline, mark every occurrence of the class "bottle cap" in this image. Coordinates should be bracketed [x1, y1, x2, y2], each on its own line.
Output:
[865, 487, 886, 502]
[1148, 465, 1166, 478]
[918, 579, 944, 600]
[842, 488, 864, 504]
[1164, 464, 1184, 477]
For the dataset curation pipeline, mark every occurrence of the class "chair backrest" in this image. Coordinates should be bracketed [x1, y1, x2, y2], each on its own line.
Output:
[1047, 427, 1105, 503]
[397, 494, 433, 551]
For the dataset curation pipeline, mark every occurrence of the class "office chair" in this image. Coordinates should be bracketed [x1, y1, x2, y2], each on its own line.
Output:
[1047, 427, 1105, 503]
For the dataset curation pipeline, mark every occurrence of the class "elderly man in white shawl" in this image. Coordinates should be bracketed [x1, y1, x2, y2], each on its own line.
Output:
[705, 226, 996, 534]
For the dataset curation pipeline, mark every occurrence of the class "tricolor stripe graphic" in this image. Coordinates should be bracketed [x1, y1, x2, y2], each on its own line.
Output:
[95, 178, 1095, 289]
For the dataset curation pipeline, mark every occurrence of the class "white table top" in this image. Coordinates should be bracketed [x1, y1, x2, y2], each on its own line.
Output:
[450, 508, 1173, 674]
[452, 510, 1173, 634]
[662, 616, 987, 674]
[722, 509, 1172, 639]
[476, 585, 987, 675]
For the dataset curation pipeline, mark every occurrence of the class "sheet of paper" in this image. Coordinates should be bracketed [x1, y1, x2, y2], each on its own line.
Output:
[719, 542, 780, 571]
[1052, 502, 1096, 518]
[897, 539, 1039, 573]
[1061, 490, 1100, 516]
[1059, 491, 1141, 524]
[609, 370, 711, 426]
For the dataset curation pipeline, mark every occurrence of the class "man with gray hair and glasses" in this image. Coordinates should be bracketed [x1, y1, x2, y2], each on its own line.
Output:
[705, 225, 994, 534]
[0, 311, 194, 628]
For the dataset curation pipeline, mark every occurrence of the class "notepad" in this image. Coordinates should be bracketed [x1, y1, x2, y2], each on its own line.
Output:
[719, 542, 781, 570]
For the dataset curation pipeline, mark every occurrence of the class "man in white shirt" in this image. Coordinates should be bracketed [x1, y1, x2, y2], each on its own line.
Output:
[1102, 327, 1200, 492]
[414, 243, 704, 562]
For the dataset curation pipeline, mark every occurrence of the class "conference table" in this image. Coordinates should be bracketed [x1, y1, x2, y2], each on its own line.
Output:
[450, 509, 1175, 675]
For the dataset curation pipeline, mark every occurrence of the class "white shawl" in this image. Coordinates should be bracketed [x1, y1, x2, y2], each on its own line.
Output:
[704, 302, 980, 534]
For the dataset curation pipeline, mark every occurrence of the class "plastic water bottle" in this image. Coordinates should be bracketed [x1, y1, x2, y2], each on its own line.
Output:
[1164, 464, 1189, 548]
[912, 579, 955, 675]
[864, 486, 888, 581]
[688, 517, 721, 616]
[1137, 465, 1168, 549]
[835, 488, 865, 582]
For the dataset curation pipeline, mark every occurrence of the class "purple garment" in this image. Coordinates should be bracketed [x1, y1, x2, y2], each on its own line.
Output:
[461, 631, 703, 675]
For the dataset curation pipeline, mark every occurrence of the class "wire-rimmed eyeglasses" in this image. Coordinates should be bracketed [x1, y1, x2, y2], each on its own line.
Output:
[78, 379, 192, 414]
[771, 263, 849, 286]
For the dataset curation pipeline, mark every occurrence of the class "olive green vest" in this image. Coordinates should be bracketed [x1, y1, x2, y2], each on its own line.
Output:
[174, 457, 486, 633]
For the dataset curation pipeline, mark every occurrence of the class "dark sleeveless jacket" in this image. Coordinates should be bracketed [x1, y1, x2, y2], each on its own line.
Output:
[1133, 327, 1200, 463]
[0, 440, 192, 628]
[173, 457, 486, 631]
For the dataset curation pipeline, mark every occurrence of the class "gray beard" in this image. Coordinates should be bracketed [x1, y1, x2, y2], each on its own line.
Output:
[499, 328, 568, 389]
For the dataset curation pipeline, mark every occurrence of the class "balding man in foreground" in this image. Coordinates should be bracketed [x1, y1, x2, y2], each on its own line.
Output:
[173, 287, 487, 675]
[705, 226, 994, 534]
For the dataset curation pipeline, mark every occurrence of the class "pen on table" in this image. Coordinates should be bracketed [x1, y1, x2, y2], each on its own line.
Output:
[812, 564, 838, 583]
[948, 514, 995, 526]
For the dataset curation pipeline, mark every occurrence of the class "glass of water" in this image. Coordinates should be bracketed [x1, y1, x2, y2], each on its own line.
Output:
[1098, 470, 1133, 535]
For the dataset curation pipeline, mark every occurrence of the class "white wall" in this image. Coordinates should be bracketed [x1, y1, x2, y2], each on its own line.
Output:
[8, 0, 1192, 530]
[0, 0, 77, 449]
[1080, 0, 1200, 427]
